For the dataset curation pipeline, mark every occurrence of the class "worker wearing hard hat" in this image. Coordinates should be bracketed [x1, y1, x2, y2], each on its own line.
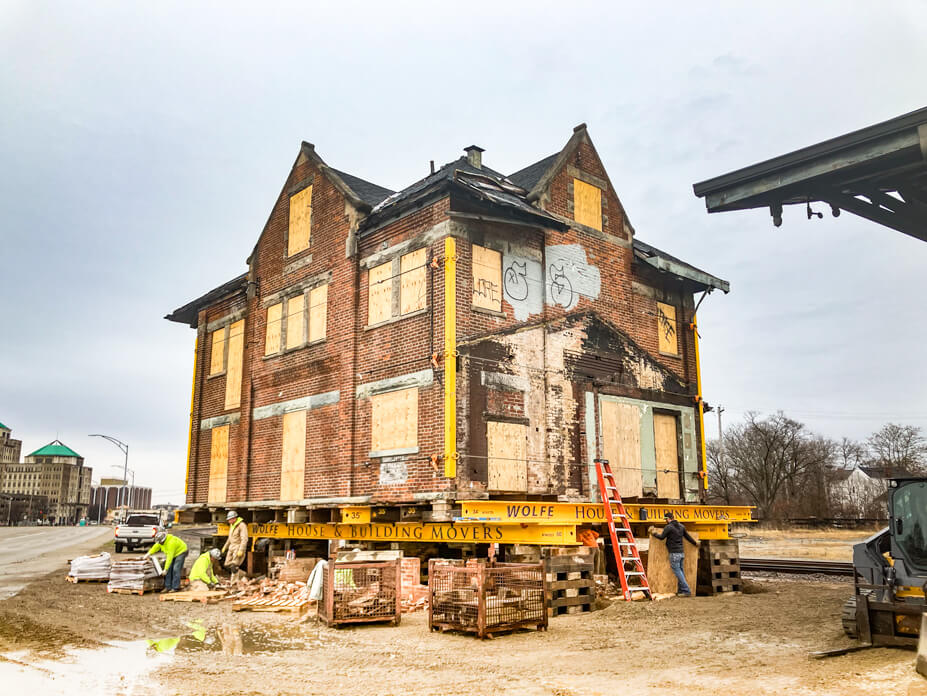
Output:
[147, 531, 189, 593]
[188, 548, 222, 591]
[221, 510, 249, 584]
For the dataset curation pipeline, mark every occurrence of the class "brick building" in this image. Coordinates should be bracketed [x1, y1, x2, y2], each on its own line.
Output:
[0, 422, 22, 466]
[167, 125, 728, 523]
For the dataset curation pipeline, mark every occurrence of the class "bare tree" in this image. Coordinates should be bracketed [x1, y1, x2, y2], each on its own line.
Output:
[866, 423, 927, 475]
[706, 440, 739, 505]
[837, 437, 867, 470]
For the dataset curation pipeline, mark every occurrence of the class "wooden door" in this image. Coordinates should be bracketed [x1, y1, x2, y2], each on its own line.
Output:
[600, 400, 642, 498]
[487, 421, 527, 491]
[654, 413, 681, 499]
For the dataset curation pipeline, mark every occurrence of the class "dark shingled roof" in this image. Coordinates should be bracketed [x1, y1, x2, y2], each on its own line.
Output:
[632, 238, 730, 293]
[165, 273, 248, 327]
[329, 168, 394, 208]
[508, 153, 559, 192]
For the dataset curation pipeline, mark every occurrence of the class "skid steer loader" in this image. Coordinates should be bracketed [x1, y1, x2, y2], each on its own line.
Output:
[843, 478, 927, 647]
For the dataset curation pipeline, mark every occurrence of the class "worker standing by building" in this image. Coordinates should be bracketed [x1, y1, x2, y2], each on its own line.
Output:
[147, 530, 188, 594]
[221, 510, 249, 585]
[188, 548, 222, 591]
[650, 512, 698, 597]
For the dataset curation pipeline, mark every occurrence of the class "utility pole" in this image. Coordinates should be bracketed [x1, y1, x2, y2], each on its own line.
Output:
[716, 405, 725, 467]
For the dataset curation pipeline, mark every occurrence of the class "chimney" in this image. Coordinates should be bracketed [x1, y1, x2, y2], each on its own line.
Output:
[464, 145, 484, 169]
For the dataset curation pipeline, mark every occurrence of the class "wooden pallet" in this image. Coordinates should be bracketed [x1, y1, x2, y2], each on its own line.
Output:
[159, 590, 227, 603]
[232, 596, 310, 613]
[697, 539, 741, 595]
[66, 576, 109, 583]
[107, 586, 159, 596]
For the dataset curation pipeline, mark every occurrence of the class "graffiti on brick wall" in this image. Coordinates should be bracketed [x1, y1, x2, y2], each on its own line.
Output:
[544, 244, 600, 311]
[500, 244, 601, 319]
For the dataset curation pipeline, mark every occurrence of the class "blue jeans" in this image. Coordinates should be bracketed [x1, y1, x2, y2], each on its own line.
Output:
[164, 551, 188, 591]
[669, 552, 691, 595]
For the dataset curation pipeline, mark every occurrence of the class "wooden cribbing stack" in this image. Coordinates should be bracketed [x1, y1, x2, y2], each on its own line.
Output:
[594, 459, 652, 601]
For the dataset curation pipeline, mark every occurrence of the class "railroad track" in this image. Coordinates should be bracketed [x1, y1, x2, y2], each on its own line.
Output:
[740, 558, 855, 576]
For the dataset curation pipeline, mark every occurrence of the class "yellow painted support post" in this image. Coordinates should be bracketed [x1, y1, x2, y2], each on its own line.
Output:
[184, 336, 198, 497]
[691, 315, 708, 490]
[444, 237, 458, 478]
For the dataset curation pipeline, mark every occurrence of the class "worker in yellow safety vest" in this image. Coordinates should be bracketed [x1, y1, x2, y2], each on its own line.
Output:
[147, 531, 188, 593]
[188, 548, 222, 591]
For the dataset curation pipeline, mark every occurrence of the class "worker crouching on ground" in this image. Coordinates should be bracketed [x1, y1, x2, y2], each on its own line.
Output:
[222, 510, 249, 585]
[649, 512, 699, 597]
[188, 548, 222, 591]
[147, 531, 188, 594]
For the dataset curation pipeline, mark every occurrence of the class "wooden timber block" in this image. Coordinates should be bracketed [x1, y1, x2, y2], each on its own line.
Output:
[107, 587, 151, 596]
[66, 576, 108, 583]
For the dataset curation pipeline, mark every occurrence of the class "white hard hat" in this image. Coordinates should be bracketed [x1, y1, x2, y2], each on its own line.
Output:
[154, 531, 167, 545]
[209, 548, 222, 560]
[226, 510, 238, 520]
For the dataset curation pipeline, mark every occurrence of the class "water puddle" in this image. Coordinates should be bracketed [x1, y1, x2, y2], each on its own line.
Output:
[0, 621, 308, 693]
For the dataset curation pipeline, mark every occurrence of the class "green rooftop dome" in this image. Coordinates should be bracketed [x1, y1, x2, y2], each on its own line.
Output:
[28, 440, 82, 459]
[0, 422, 9, 430]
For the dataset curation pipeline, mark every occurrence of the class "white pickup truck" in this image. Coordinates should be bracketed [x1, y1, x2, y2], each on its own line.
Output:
[114, 513, 165, 553]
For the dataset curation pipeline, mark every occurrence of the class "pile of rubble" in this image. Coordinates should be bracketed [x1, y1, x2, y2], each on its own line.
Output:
[226, 575, 312, 603]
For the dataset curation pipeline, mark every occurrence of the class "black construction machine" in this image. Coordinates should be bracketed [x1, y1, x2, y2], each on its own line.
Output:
[842, 478, 927, 648]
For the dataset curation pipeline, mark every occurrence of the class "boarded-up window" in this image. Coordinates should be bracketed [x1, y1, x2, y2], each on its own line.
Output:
[280, 410, 306, 501]
[600, 400, 642, 498]
[370, 387, 418, 452]
[207, 424, 229, 504]
[265, 303, 282, 356]
[285, 294, 305, 350]
[287, 185, 312, 256]
[308, 284, 328, 342]
[472, 244, 502, 312]
[368, 262, 392, 325]
[573, 178, 602, 231]
[209, 328, 226, 375]
[653, 413, 680, 499]
[400, 248, 427, 315]
[656, 302, 678, 355]
[487, 421, 527, 491]
[224, 319, 244, 410]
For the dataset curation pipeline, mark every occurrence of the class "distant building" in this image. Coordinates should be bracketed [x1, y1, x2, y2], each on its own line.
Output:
[90, 479, 152, 520]
[0, 422, 22, 466]
[0, 492, 49, 525]
[0, 440, 92, 524]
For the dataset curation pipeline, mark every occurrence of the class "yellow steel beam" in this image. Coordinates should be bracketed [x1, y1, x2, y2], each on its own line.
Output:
[339, 506, 371, 524]
[218, 521, 578, 546]
[443, 236, 458, 478]
[184, 336, 198, 497]
[459, 500, 754, 525]
[691, 314, 709, 490]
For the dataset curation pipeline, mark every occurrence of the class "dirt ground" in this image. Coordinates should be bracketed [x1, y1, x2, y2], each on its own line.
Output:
[1, 562, 924, 694]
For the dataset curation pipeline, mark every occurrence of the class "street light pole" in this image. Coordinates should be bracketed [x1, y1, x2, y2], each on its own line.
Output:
[88, 434, 129, 510]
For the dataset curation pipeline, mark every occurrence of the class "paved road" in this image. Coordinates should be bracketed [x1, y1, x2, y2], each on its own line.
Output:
[0, 526, 112, 600]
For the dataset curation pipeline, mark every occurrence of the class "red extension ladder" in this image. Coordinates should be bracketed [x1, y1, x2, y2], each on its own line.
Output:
[594, 459, 652, 601]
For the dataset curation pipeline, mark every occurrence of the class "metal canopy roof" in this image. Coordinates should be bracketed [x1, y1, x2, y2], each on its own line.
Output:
[692, 107, 927, 242]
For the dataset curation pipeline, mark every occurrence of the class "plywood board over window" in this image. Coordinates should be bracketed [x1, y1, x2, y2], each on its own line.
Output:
[224, 319, 244, 410]
[285, 294, 305, 350]
[472, 244, 502, 311]
[654, 413, 681, 499]
[287, 185, 312, 256]
[368, 262, 393, 325]
[400, 248, 427, 315]
[209, 328, 226, 375]
[370, 387, 418, 452]
[600, 400, 642, 498]
[657, 302, 678, 355]
[308, 284, 328, 342]
[487, 421, 527, 492]
[280, 410, 306, 501]
[207, 424, 229, 504]
[573, 178, 602, 231]
[265, 303, 282, 356]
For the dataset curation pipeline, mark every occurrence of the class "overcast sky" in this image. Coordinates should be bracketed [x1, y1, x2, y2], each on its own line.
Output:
[2, 2, 926, 503]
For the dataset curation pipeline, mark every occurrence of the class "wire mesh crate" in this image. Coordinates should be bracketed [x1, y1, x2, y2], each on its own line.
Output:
[318, 559, 401, 627]
[428, 560, 548, 638]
